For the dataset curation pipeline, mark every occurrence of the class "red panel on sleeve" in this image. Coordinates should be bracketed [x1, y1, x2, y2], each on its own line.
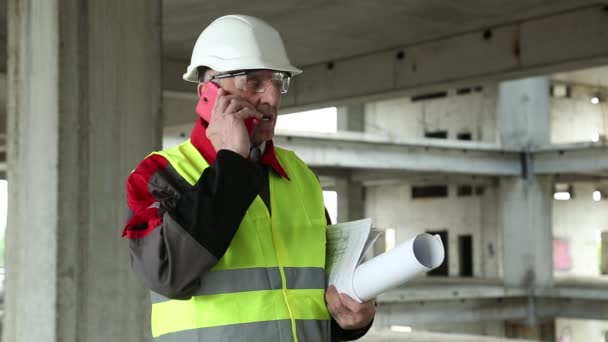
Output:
[122, 154, 169, 238]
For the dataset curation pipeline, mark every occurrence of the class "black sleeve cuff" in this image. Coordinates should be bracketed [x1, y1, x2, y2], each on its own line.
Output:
[169, 149, 265, 258]
[331, 317, 374, 341]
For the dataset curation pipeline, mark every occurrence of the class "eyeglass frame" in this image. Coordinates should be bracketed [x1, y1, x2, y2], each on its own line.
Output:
[205, 70, 291, 94]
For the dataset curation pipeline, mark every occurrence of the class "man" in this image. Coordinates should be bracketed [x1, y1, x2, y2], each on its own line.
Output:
[123, 14, 375, 341]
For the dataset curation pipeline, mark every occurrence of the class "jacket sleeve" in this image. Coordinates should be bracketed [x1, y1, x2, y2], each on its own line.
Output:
[123, 149, 264, 299]
[331, 318, 374, 342]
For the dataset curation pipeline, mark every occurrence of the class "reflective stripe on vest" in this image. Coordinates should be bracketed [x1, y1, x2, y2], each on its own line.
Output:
[150, 140, 329, 342]
[150, 267, 326, 302]
[152, 320, 329, 342]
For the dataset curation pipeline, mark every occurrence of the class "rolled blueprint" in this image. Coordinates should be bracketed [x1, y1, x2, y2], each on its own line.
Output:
[352, 233, 445, 302]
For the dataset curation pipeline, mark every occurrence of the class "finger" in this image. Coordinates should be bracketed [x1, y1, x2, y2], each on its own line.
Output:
[234, 106, 263, 120]
[215, 89, 230, 114]
[216, 93, 251, 114]
[325, 286, 347, 316]
[220, 97, 252, 114]
[338, 292, 370, 313]
[222, 99, 261, 120]
[223, 101, 247, 121]
[215, 88, 224, 101]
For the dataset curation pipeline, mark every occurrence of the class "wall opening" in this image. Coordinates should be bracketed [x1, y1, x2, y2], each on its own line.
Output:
[323, 190, 337, 225]
[411, 91, 447, 102]
[457, 132, 472, 141]
[276, 107, 337, 133]
[457, 185, 473, 197]
[458, 235, 473, 277]
[424, 130, 448, 139]
[412, 185, 448, 199]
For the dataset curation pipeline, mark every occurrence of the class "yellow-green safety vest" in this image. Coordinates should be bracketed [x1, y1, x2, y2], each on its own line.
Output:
[150, 140, 330, 342]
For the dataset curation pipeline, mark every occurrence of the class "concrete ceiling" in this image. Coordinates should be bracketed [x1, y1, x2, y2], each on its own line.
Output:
[0, 1, 605, 76]
[1, 1, 606, 87]
[163, 0, 601, 67]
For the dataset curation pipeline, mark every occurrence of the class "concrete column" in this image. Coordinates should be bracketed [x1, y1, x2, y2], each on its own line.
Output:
[337, 103, 365, 132]
[496, 77, 553, 288]
[0, 73, 5, 117]
[0, 8, 6, 74]
[497, 77, 551, 149]
[5, 1, 161, 342]
[480, 183, 502, 278]
[335, 178, 365, 223]
[336, 104, 366, 224]
[601, 231, 608, 275]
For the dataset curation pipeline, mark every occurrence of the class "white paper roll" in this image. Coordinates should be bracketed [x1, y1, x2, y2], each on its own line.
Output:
[352, 233, 445, 302]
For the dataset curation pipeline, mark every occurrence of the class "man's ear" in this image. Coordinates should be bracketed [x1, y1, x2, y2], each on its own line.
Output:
[197, 83, 205, 97]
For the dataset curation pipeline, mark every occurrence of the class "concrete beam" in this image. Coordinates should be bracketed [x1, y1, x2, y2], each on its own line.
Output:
[349, 170, 497, 187]
[273, 130, 521, 176]
[284, 5, 608, 112]
[535, 298, 608, 321]
[533, 143, 608, 175]
[376, 298, 528, 326]
[375, 281, 608, 325]
[377, 296, 608, 327]
[378, 283, 525, 303]
[164, 122, 608, 180]
[163, 5, 608, 114]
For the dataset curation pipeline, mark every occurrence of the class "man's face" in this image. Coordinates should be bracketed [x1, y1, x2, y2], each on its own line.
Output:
[204, 70, 282, 145]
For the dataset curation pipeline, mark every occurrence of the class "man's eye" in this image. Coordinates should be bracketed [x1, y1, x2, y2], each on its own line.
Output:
[247, 79, 262, 88]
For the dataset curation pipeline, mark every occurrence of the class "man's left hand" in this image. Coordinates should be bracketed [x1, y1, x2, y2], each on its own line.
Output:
[325, 285, 375, 330]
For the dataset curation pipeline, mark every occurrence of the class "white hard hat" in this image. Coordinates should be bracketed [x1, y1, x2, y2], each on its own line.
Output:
[183, 14, 302, 83]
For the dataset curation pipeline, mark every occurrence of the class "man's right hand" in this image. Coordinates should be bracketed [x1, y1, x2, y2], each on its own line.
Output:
[206, 88, 264, 158]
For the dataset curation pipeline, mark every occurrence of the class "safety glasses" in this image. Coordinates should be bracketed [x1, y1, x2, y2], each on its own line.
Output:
[209, 70, 291, 94]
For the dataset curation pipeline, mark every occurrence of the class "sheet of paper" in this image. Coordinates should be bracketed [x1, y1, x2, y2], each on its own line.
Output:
[358, 228, 383, 265]
[325, 218, 373, 301]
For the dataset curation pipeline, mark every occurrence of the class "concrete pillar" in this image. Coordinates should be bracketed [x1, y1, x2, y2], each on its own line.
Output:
[496, 77, 553, 288]
[497, 77, 551, 149]
[0, 9, 6, 74]
[337, 103, 365, 132]
[0, 73, 5, 116]
[601, 231, 608, 275]
[335, 178, 365, 223]
[480, 183, 502, 278]
[336, 104, 366, 223]
[5, 1, 161, 342]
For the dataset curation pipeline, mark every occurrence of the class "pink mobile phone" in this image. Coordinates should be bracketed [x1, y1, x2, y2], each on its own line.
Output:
[196, 81, 257, 133]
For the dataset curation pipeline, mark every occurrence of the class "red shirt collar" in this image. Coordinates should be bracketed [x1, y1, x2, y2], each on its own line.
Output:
[190, 119, 290, 180]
